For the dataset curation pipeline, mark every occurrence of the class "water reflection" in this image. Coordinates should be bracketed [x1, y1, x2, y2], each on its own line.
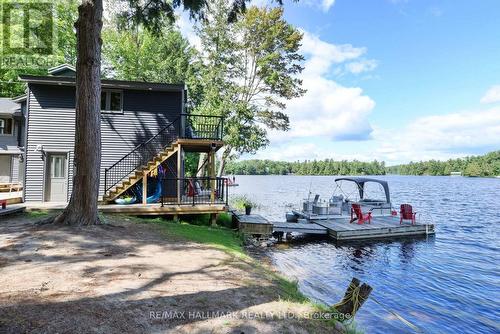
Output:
[231, 175, 500, 334]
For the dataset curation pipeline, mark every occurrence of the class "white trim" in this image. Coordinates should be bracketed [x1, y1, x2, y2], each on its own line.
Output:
[48, 64, 76, 75]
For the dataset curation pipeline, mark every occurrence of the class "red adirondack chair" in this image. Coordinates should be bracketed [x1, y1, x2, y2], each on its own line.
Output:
[400, 204, 417, 225]
[350, 204, 372, 224]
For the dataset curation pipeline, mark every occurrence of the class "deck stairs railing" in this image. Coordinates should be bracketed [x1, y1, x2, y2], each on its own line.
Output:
[103, 114, 224, 202]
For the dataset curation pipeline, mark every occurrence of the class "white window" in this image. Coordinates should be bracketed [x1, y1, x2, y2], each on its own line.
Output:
[50, 155, 66, 178]
[101, 90, 123, 114]
[0, 118, 13, 135]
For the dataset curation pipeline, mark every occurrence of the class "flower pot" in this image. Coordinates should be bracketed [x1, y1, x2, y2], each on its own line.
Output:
[245, 206, 252, 215]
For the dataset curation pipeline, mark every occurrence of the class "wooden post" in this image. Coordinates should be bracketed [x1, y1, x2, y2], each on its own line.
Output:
[142, 173, 147, 205]
[210, 213, 217, 226]
[209, 150, 215, 203]
[177, 144, 181, 204]
[333, 277, 373, 318]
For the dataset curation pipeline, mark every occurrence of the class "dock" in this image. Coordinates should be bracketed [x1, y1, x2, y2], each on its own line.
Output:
[234, 213, 434, 242]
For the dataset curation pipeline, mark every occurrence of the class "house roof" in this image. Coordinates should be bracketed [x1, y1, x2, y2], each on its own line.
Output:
[48, 63, 76, 76]
[18, 75, 186, 92]
[0, 98, 21, 116]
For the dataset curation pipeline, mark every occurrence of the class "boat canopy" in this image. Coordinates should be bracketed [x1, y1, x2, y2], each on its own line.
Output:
[334, 177, 390, 203]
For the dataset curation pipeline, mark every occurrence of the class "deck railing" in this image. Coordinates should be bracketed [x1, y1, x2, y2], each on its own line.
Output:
[160, 177, 228, 206]
[104, 114, 224, 195]
[181, 113, 224, 141]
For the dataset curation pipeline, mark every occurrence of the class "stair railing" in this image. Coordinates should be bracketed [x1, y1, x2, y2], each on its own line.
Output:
[104, 114, 225, 196]
[104, 117, 180, 193]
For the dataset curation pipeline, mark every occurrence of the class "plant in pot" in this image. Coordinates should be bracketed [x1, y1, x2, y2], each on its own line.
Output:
[232, 195, 259, 215]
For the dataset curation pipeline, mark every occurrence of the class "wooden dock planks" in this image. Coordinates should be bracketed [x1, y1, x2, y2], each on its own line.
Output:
[313, 215, 434, 241]
[235, 211, 434, 242]
[273, 222, 327, 234]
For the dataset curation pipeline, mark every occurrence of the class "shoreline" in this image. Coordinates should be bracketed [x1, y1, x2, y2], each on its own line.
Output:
[0, 211, 356, 334]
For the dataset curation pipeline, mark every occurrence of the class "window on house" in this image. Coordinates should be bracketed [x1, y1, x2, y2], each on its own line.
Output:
[0, 118, 13, 135]
[101, 90, 123, 114]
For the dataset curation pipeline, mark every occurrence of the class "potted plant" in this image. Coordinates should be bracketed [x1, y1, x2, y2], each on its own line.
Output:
[232, 195, 259, 215]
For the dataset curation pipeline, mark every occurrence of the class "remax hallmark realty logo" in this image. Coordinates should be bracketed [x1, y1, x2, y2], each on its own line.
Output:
[1, 1, 57, 68]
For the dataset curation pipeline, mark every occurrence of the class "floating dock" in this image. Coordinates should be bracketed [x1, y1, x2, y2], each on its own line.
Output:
[234, 212, 434, 242]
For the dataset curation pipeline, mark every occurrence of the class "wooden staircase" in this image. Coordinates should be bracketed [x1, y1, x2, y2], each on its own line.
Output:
[103, 143, 179, 202]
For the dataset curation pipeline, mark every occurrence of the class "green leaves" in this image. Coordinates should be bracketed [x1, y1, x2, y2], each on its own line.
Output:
[194, 2, 305, 162]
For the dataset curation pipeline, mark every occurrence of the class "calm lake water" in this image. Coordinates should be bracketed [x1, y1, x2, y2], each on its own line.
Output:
[229, 175, 500, 334]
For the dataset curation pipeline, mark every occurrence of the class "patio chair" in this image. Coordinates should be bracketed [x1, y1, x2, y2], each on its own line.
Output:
[400, 204, 417, 225]
[350, 203, 372, 224]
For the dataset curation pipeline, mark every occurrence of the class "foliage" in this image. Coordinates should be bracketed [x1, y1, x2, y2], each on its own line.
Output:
[216, 212, 234, 229]
[386, 151, 500, 177]
[231, 195, 259, 209]
[103, 26, 195, 82]
[226, 159, 387, 176]
[194, 2, 305, 174]
[226, 151, 500, 177]
[0, 0, 78, 97]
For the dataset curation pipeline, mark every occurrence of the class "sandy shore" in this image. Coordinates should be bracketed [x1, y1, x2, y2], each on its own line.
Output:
[0, 213, 344, 334]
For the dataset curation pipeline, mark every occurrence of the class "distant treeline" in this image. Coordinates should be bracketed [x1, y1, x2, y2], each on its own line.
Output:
[225, 151, 500, 177]
[225, 159, 387, 176]
[386, 151, 500, 177]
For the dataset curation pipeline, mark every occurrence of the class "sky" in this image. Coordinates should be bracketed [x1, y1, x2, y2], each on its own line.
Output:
[180, 0, 500, 165]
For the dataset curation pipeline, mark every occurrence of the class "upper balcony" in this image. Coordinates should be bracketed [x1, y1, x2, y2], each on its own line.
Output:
[179, 113, 224, 152]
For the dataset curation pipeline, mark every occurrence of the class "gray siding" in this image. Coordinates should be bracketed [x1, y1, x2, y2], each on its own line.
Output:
[24, 84, 182, 202]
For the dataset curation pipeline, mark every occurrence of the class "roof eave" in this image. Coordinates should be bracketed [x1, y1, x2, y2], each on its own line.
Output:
[18, 75, 185, 92]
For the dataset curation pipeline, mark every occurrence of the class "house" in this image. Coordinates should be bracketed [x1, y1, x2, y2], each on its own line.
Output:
[18, 64, 226, 215]
[0, 96, 26, 185]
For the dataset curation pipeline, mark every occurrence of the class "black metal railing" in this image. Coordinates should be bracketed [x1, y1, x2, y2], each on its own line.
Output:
[181, 113, 224, 141]
[161, 177, 228, 206]
[104, 114, 224, 195]
[104, 117, 180, 193]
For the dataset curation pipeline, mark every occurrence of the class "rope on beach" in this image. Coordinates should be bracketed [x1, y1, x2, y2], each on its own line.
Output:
[371, 296, 424, 333]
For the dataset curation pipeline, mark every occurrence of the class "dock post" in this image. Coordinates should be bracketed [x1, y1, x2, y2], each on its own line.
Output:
[333, 277, 372, 318]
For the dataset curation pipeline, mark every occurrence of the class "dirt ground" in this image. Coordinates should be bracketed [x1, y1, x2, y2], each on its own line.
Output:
[0, 213, 343, 334]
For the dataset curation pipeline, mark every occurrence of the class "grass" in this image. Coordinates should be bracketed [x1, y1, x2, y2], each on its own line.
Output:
[25, 210, 52, 219]
[120, 213, 363, 333]
[131, 216, 244, 256]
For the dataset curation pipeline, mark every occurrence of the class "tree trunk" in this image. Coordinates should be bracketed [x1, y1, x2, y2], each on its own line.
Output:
[53, 0, 103, 225]
[217, 146, 231, 177]
[196, 153, 208, 177]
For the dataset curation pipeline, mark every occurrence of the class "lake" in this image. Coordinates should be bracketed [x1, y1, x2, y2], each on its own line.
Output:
[229, 175, 500, 334]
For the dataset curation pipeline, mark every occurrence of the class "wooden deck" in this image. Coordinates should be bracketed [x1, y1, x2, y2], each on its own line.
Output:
[234, 212, 434, 242]
[21, 202, 227, 216]
[273, 222, 327, 234]
[313, 216, 434, 241]
[0, 204, 26, 217]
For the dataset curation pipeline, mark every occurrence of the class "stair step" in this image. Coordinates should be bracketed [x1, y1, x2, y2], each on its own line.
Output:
[105, 143, 179, 199]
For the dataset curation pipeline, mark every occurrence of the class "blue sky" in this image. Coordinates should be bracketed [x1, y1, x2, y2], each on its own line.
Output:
[182, 0, 500, 164]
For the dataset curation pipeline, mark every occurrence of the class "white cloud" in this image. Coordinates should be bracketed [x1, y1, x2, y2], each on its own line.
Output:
[270, 31, 375, 143]
[345, 59, 378, 74]
[321, 0, 336, 12]
[428, 6, 443, 17]
[372, 108, 500, 163]
[480, 85, 500, 104]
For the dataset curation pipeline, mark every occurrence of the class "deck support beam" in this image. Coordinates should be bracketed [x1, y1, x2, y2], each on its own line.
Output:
[177, 144, 182, 205]
[209, 149, 215, 204]
[142, 174, 147, 205]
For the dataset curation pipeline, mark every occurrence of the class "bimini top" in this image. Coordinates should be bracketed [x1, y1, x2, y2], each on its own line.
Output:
[334, 177, 390, 203]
